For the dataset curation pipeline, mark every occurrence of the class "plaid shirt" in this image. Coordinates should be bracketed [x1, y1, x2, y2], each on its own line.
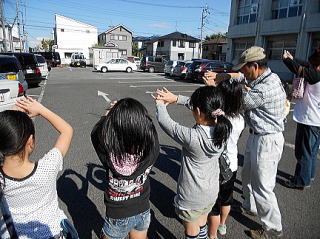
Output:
[239, 68, 286, 134]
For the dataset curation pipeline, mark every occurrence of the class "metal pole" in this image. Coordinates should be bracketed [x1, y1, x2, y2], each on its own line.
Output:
[0, 0, 8, 52]
[199, 8, 204, 58]
[16, 0, 22, 52]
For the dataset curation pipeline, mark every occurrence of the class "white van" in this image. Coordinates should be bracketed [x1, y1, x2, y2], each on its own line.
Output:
[70, 52, 86, 67]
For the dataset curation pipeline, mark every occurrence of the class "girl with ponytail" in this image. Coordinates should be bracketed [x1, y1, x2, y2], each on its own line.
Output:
[154, 86, 232, 239]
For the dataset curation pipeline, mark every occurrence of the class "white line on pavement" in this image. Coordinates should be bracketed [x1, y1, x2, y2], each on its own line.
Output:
[26, 95, 40, 98]
[131, 84, 198, 88]
[146, 90, 195, 94]
[38, 79, 47, 104]
[285, 142, 295, 149]
[119, 80, 174, 84]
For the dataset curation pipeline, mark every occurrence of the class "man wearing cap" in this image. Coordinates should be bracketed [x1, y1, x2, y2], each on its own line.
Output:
[204, 46, 286, 239]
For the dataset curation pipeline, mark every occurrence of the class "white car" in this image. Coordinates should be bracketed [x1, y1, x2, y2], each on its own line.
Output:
[95, 58, 137, 73]
[35, 54, 49, 79]
[0, 80, 24, 112]
[164, 60, 179, 76]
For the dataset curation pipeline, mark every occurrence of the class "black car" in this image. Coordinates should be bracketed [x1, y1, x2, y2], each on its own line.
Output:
[32, 52, 61, 67]
[140, 56, 167, 73]
[2, 53, 42, 86]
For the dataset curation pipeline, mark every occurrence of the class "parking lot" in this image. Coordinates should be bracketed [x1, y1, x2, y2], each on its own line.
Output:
[16, 67, 320, 238]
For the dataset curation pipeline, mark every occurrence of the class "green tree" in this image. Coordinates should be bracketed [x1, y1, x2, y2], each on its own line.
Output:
[41, 39, 54, 51]
[204, 32, 227, 41]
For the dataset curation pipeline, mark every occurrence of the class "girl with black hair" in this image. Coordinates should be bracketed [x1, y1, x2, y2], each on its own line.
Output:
[207, 79, 245, 239]
[155, 86, 232, 239]
[91, 98, 159, 239]
[0, 97, 75, 238]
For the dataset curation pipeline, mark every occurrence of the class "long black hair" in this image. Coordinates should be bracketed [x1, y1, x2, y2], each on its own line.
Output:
[0, 110, 35, 194]
[189, 86, 232, 148]
[99, 98, 158, 164]
[217, 79, 244, 117]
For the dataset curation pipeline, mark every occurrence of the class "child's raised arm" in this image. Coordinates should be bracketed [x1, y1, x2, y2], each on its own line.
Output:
[16, 97, 73, 157]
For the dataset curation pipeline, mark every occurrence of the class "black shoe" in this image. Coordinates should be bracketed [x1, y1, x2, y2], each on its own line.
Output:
[284, 180, 310, 190]
[250, 229, 283, 239]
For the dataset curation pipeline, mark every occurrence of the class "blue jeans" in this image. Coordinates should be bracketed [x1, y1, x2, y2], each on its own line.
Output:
[293, 123, 320, 187]
[102, 209, 151, 239]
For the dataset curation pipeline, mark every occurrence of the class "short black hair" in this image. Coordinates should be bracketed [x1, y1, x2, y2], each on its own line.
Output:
[246, 58, 268, 69]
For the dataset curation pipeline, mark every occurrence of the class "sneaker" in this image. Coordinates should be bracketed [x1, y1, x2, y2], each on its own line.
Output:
[284, 180, 311, 190]
[218, 225, 227, 235]
[232, 205, 258, 216]
[250, 229, 283, 239]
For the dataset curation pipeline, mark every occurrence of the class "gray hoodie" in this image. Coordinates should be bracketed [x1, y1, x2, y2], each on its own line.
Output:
[156, 100, 222, 210]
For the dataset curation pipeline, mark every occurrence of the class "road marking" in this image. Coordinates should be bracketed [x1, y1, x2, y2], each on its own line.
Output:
[38, 79, 47, 104]
[119, 80, 174, 84]
[26, 95, 40, 98]
[146, 90, 195, 94]
[98, 90, 111, 102]
[131, 84, 198, 88]
[285, 142, 295, 149]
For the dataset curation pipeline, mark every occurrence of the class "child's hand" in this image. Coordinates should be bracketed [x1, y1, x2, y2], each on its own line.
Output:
[203, 72, 217, 86]
[16, 97, 45, 117]
[155, 87, 177, 105]
[283, 50, 293, 60]
[151, 93, 165, 105]
[105, 101, 117, 116]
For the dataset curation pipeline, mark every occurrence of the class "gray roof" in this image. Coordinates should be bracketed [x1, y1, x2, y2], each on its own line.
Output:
[154, 32, 200, 42]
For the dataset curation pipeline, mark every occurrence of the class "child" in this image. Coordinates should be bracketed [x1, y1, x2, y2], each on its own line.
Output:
[91, 98, 159, 239]
[155, 86, 232, 239]
[0, 97, 75, 238]
[207, 79, 245, 239]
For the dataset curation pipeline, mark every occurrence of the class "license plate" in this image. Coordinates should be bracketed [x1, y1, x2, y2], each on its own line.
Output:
[7, 74, 16, 80]
[26, 69, 33, 74]
[76, 63, 80, 66]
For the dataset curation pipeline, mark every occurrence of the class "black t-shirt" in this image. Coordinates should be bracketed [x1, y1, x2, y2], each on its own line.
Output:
[91, 116, 159, 219]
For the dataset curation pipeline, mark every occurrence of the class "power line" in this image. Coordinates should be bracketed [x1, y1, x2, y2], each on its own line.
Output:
[116, 0, 202, 9]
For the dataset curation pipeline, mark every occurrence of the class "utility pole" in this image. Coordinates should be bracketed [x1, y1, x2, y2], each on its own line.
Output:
[0, 0, 8, 52]
[16, 0, 23, 52]
[199, 4, 209, 58]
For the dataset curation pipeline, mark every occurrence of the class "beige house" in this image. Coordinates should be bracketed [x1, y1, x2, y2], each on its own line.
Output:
[202, 38, 227, 61]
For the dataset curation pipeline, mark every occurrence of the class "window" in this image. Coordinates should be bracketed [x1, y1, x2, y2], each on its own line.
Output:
[120, 49, 127, 56]
[189, 42, 196, 48]
[155, 57, 163, 62]
[272, 0, 303, 19]
[178, 53, 185, 60]
[172, 40, 176, 47]
[237, 0, 259, 24]
[110, 35, 118, 40]
[60, 29, 64, 32]
[86, 30, 90, 33]
[157, 41, 164, 47]
[119, 35, 127, 41]
[203, 45, 209, 51]
[232, 38, 255, 60]
[266, 35, 297, 60]
[178, 40, 185, 48]
[64, 52, 72, 59]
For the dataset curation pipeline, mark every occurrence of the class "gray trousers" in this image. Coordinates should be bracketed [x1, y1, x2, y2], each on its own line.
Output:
[242, 132, 284, 232]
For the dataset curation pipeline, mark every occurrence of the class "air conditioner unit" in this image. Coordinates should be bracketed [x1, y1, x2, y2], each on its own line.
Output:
[250, 3, 258, 14]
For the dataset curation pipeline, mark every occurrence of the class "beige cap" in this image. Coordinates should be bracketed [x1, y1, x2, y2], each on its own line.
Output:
[232, 46, 266, 71]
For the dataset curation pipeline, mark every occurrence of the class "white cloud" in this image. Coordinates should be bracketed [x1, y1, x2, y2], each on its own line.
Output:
[149, 23, 171, 29]
[29, 37, 52, 48]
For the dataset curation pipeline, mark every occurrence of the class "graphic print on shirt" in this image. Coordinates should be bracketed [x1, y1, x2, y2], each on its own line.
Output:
[107, 165, 152, 201]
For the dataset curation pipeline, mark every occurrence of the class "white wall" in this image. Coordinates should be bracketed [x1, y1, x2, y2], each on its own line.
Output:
[55, 14, 98, 64]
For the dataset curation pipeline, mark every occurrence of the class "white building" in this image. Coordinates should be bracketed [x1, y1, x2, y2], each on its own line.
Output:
[0, 23, 23, 52]
[53, 14, 98, 65]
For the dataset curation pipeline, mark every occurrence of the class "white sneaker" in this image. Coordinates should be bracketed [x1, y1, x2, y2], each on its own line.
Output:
[218, 225, 227, 235]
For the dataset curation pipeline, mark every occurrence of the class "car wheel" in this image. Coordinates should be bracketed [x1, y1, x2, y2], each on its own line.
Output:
[101, 67, 108, 73]
[149, 67, 155, 73]
[126, 67, 132, 73]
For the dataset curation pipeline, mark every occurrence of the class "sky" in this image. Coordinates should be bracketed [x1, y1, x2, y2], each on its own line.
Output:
[4, 0, 231, 47]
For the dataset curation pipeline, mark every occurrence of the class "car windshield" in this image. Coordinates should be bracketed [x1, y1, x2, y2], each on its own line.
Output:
[0, 58, 19, 73]
[36, 56, 46, 63]
[107, 59, 116, 64]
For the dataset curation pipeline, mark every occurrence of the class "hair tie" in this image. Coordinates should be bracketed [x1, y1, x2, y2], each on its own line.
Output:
[211, 109, 225, 118]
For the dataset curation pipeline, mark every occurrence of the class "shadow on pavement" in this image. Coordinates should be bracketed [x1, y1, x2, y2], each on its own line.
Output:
[148, 209, 177, 239]
[57, 167, 104, 239]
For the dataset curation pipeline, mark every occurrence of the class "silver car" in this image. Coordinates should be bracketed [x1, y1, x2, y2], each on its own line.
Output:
[0, 55, 28, 91]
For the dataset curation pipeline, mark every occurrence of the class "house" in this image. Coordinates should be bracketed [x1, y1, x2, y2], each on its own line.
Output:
[0, 23, 23, 52]
[53, 14, 98, 65]
[202, 37, 227, 61]
[142, 32, 200, 61]
[227, 0, 320, 80]
[98, 24, 133, 58]
[132, 36, 158, 57]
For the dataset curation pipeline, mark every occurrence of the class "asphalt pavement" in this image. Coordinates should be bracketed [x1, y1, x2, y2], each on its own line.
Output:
[27, 67, 320, 239]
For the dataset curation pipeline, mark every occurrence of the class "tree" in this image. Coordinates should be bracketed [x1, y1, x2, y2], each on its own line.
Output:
[204, 32, 227, 41]
[40, 39, 54, 51]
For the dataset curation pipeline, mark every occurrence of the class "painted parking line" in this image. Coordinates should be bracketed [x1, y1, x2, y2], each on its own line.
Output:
[131, 84, 198, 88]
[285, 142, 295, 149]
[119, 80, 174, 84]
[146, 90, 195, 94]
[38, 79, 47, 104]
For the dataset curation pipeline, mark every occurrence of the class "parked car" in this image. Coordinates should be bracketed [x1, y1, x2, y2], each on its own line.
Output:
[127, 56, 141, 67]
[185, 59, 213, 81]
[2, 53, 43, 86]
[35, 54, 49, 79]
[164, 60, 179, 76]
[0, 80, 24, 112]
[0, 55, 28, 91]
[140, 56, 167, 73]
[32, 51, 60, 67]
[70, 52, 86, 67]
[95, 58, 137, 73]
[172, 61, 192, 80]
[194, 61, 228, 82]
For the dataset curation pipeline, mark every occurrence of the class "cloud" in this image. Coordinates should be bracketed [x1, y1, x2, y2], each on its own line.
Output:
[29, 37, 52, 47]
[149, 23, 171, 29]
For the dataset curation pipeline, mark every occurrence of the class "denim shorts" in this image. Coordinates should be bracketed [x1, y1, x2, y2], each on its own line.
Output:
[102, 209, 151, 239]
